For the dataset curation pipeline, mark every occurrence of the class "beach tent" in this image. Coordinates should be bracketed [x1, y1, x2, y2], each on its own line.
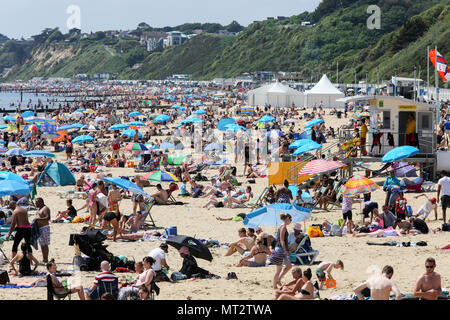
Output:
[247, 82, 304, 108]
[304, 74, 345, 108]
[36, 162, 76, 186]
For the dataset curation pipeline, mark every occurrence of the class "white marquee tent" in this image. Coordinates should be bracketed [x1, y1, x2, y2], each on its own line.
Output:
[304, 74, 345, 108]
[247, 82, 304, 108]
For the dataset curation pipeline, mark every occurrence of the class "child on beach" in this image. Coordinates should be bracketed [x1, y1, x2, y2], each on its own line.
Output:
[54, 199, 77, 222]
[315, 260, 344, 289]
[414, 194, 438, 221]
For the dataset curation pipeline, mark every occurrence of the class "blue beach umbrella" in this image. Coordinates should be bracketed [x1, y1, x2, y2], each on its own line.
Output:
[0, 180, 31, 197]
[129, 111, 141, 117]
[22, 111, 34, 118]
[217, 118, 236, 131]
[293, 141, 323, 156]
[304, 119, 324, 128]
[103, 177, 151, 200]
[203, 142, 225, 151]
[243, 203, 312, 228]
[71, 123, 85, 129]
[0, 125, 7, 130]
[3, 116, 16, 122]
[381, 146, 419, 163]
[154, 115, 171, 122]
[110, 123, 129, 130]
[23, 150, 56, 158]
[0, 171, 27, 183]
[128, 121, 146, 127]
[6, 148, 26, 156]
[258, 114, 276, 123]
[225, 124, 246, 132]
[72, 135, 94, 144]
[57, 124, 75, 131]
[194, 110, 206, 115]
[122, 129, 142, 138]
[160, 142, 175, 149]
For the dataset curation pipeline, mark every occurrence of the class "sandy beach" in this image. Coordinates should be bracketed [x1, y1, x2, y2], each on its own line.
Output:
[0, 107, 448, 301]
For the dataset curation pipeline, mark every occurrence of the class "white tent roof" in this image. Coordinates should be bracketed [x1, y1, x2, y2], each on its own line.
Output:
[306, 74, 343, 95]
[248, 82, 303, 96]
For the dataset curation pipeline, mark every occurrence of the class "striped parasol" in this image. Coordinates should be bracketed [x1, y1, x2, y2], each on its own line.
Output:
[124, 142, 148, 151]
[142, 170, 179, 182]
[298, 159, 346, 175]
[342, 175, 379, 197]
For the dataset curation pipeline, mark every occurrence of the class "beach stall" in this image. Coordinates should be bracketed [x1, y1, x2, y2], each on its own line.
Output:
[303, 74, 345, 108]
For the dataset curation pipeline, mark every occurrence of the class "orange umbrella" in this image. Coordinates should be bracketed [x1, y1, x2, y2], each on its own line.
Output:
[52, 130, 69, 143]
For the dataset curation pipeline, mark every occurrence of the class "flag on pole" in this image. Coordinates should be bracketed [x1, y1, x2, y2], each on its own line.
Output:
[429, 49, 449, 82]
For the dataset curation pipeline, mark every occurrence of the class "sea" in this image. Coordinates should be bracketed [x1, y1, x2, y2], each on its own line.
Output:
[0, 91, 81, 112]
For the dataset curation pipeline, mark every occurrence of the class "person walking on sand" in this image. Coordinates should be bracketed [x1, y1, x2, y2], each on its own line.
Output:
[271, 213, 293, 289]
[6, 199, 32, 261]
[413, 257, 442, 300]
[437, 170, 450, 222]
[353, 265, 402, 300]
[35, 197, 51, 263]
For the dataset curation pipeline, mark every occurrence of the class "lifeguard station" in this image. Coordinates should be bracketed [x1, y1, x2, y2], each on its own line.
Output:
[338, 95, 438, 179]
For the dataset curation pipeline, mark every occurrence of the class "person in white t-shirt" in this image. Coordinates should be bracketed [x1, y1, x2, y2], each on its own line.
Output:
[414, 194, 438, 221]
[437, 171, 450, 222]
[148, 243, 170, 282]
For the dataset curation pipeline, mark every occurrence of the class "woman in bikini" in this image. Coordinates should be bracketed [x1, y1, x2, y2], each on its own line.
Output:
[236, 236, 271, 267]
[274, 267, 305, 300]
[279, 268, 315, 300]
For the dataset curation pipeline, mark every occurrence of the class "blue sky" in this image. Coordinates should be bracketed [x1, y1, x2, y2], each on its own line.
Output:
[1, 0, 321, 39]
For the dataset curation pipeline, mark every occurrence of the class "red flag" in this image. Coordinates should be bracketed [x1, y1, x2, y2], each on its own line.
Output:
[429, 49, 449, 82]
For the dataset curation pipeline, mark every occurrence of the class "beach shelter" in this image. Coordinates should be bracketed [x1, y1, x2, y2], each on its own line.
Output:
[243, 203, 312, 228]
[36, 162, 76, 186]
[247, 82, 304, 108]
[304, 74, 345, 108]
[52, 130, 69, 143]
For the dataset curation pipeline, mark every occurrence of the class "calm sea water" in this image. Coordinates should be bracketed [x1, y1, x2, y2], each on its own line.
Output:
[0, 91, 79, 111]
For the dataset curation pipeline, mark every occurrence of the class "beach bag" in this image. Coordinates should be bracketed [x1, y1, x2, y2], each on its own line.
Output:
[442, 223, 450, 231]
[0, 270, 10, 284]
[330, 224, 342, 236]
[170, 272, 187, 281]
[308, 226, 323, 238]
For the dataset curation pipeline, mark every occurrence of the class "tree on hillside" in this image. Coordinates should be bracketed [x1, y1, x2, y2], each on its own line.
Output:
[138, 22, 150, 29]
[32, 28, 55, 43]
[389, 16, 429, 54]
[226, 21, 244, 33]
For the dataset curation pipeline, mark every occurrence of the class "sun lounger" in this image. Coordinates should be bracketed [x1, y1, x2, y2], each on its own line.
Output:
[141, 201, 156, 229]
[246, 187, 269, 209]
[292, 236, 319, 266]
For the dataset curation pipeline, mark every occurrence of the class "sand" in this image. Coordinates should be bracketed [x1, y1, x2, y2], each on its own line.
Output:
[0, 108, 449, 300]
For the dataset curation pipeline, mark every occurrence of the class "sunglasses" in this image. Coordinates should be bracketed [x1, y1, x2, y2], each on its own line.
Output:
[425, 265, 435, 269]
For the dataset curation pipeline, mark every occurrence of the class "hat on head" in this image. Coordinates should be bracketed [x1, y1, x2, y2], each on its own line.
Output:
[293, 223, 302, 231]
[430, 197, 437, 203]
[160, 243, 168, 250]
[17, 197, 29, 208]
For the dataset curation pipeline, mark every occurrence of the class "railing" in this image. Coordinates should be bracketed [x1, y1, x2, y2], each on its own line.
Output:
[338, 128, 436, 156]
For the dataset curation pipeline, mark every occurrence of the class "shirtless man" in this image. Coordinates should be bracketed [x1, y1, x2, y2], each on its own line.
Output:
[151, 184, 168, 205]
[225, 228, 255, 256]
[353, 265, 402, 300]
[6, 199, 31, 260]
[413, 257, 442, 300]
[35, 197, 51, 263]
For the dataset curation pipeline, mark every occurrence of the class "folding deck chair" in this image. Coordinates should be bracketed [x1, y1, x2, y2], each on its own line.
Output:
[246, 186, 269, 209]
[292, 236, 319, 266]
[140, 201, 156, 229]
